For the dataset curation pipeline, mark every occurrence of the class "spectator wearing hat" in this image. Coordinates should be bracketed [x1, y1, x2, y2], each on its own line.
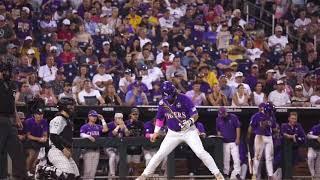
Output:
[245, 40, 263, 62]
[0, 14, 15, 54]
[138, 28, 152, 49]
[105, 51, 124, 83]
[103, 83, 123, 106]
[148, 81, 163, 105]
[167, 0, 184, 21]
[98, 41, 111, 60]
[125, 81, 149, 106]
[80, 110, 108, 180]
[78, 79, 106, 106]
[198, 64, 218, 88]
[58, 82, 77, 102]
[125, 108, 145, 176]
[174, 26, 194, 51]
[15, 82, 34, 105]
[275, 61, 287, 80]
[293, 56, 309, 84]
[310, 86, 320, 107]
[40, 83, 58, 106]
[38, 55, 58, 83]
[268, 80, 291, 106]
[251, 82, 267, 106]
[244, 64, 259, 90]
[78, 45, 99, 65]
[231, 84, 250, 106]
[181, 47, 199, 67]
[156, 42, 175, 65]
[208, 83, 228, 106]
[49, 71, 66, 96]
[21, 36, 40, 61]
[59, 42, 76, 64]
[219, 75, 233, 103]
[159, 9, 174, 29]
[98, 13, 115, 36]
[171, 71, 188, 93]
[119, 69, 135, 96]
[57, 19, 74, 42]
[39, 11, 57, 33]
[268, 25, 288, 50]
[291, 85, 311, 107]
[185, 80, 208, 106]
[264, 69, 277, 95]
[137, 47, 155, 65]
[25, 108, 48, 177]
[166, 56, 187, 81]
[3, 43, 19, 66]
[216, 48, 232, 74]
[216, 20, 231, 50]
[138, 65, 155, 90]
[229, 71, 251, 96]
[301, 74, 316, 98]
[15, 6, 32, 40]
[92, 64, 113, 92]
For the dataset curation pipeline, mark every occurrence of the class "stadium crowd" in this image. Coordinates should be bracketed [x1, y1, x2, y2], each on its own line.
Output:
[0, 0, 319, 108]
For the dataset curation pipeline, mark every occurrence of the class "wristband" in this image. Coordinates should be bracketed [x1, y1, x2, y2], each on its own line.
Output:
[154, 126, 161, 133]
[189, 118, 195, 123]
[101, 119, 107, 126]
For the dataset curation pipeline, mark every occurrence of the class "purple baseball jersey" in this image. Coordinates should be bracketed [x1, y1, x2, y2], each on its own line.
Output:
[107, 122, 126, 137]
[80, 123, 103, 138]
[25, 118, 48, 138]
[309, 124, 320, 136]
[216, 113, 241, 143]
[281, 123, 306, 143]
[144, 120, 155, 135]
[195, 122, 205, 134]
[156, 94, 198, 132]
[249, 112, 276, 136]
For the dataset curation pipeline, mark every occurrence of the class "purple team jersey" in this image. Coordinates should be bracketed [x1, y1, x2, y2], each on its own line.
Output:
[80, 123, 103, 138]
[144, 120, 155, 135]
[107, 122, 125, 137]
[25, 118, 48, 138]
[250, 112, 276, 136]
[156, 94, 198, 132]
[281, 123, 306, 143]
[216, 113, 241, 143]
[309, 124, 320, 136]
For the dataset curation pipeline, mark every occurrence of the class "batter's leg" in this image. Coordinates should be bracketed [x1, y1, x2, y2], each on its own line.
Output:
[141, 130, 183, 176]
[264, 136, 274, 177]
[252, 135, 265, 178]
[223, 143, 231, 175]
[184, 126, 221, 176]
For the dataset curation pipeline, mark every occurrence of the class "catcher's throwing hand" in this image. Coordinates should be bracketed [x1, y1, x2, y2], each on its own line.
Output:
[179, 119, 194, 131]
[151, 132, 160, 143]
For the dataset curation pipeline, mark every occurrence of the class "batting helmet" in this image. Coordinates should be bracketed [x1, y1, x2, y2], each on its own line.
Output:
[57, 97, 76, 115]
[161, 81, 177, 101]
[264, 102, 275, 114]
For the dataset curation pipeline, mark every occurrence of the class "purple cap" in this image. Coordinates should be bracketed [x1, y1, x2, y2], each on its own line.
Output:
[218, 107, 227, 116]
[259, 102, 266, 108]
[88, 110, 98, 117]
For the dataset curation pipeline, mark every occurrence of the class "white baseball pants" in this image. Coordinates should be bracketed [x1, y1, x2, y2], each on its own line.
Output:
[223, 142, 240, 178]
[307, 147, 320, 177]
[47, 147, 80, 176]
[252, 135, 274, 176]
[143, 148, 167, 170]
[141, 125, 220, 176]
[105, 148, 119, 176]
[82, 150, 100, 180]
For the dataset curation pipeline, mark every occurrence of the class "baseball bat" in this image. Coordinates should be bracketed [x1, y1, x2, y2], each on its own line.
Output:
[247, 143, 253, 175]
[159, 100, 181, 121]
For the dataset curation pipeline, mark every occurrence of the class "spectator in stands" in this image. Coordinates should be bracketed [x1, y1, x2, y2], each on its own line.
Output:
[73, 64, 89, 86]
[268, 80, 291, 106]
[38, 55, 58, 83]
[275, 61, 287, 80]
[159, 9, 174, 29]
[75, 24, 93, 45]
[127, 8, 142, 29]
[78, 79, 105, 106]
[229, 71, 252, 96]
[0, 15, 15, 55]
[59, 82, 77, 102]
[105, 51, 124, 82]
[15, 82, 34, 105]
[59, 42, 76, 64]
[139, 65, 155, 90]
[39, 12, 57, 33]
[293, 57, 309, 84]
[57, 19, 73, 42]
[264, 69, 277, 95]
[40, 84, 58, 106]
[25, 108, 48, 177]
[16, 55, 36, 80]
[185, 80, 208, 106]
[119, 69, 135, 96]
[103, 83, 122, 106]
[3, 43, 19, 67]
[294, 9, 311, 34]
[310, 86, 320, 107]
[216, 48, 232, 74]
[148, 81, 162, 105]
[27, 48, 39, 68]
[268, 25, 288, 50]
[80, 110, 108, 180]
[171, 72, 188, 94]
[216, 20, 231, 50]
[28, 73, 41, 96]
[17, 112, 26, 142]
[232, 84, 250, 106]
[166, 56, 187, 82]
[156, 42, 174, 65]
[125, 81, 149, 106]
[92, 64, 113, 92]
[182, 47, 199, 67]
[244, 64, 259, 90]
[198, 64, 219, 88]
[78, 45, 99, 65]
[208, 84, 228, 106]
[125, 108, 144, 176]
[50, 71, 65, 96]
[219, 75, 233, 103]
[251, 82, 267, 106]
[291, 85, 311, 107]
[105, 113, 129, 178]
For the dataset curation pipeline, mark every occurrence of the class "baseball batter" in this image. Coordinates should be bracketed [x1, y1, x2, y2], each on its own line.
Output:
[216, 107, 241, 179]
[247, 102, 276, 180]
[307, 122, 320, 178]
[136, 81, 224, 180]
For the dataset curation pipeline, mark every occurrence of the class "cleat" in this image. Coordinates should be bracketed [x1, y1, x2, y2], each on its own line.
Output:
[215, 173, 225, 180]
[136, 174, 148, 180]
[251, 174, 257, 180]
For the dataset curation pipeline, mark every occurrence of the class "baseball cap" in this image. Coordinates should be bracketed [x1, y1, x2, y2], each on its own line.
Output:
[161, 27, 169, 32]
[266, 69, 276, 74]
[0, 15, 5, 21]
[50, 46, 58, 51]
[275, 25, 283, 32]
[34, 108, 44, 114]
[17, 112, 25, 119]
[235, 72, 244, 77]
[230, 62, 238, 67]
[22, 7, 30, 14]
[131, 108, 139, 114]
[102, 41, 110, 46]
[295, 85, 303, 90]
[162, 42, 169, 47]
[27, 49, 35, 55]
[62, 19, 71, 25]
[198, 64, 210, 71]
[172, 71, 184, 78]
[25, 36, 33, 41]
[7, 43, 17, 49]
[88, 110, 99, 117]
[124, 69, 132, 74]
[184, 47, 192, 53]
[259, 102, 266, 108]
[276, 80, 284, 85]
[114, 113, 123, 118]
[218, 107, 227, 116]
[251, 64, 258, 68]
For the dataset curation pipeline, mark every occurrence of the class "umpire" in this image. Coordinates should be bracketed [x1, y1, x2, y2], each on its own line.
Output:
[0, 62, 28, 179]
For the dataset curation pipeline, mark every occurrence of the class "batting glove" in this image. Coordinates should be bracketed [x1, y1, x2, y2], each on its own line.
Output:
[179, 118, 194, 131]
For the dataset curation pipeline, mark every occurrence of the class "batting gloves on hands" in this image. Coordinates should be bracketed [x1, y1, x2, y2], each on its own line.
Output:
[179, 118, 194, 131]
